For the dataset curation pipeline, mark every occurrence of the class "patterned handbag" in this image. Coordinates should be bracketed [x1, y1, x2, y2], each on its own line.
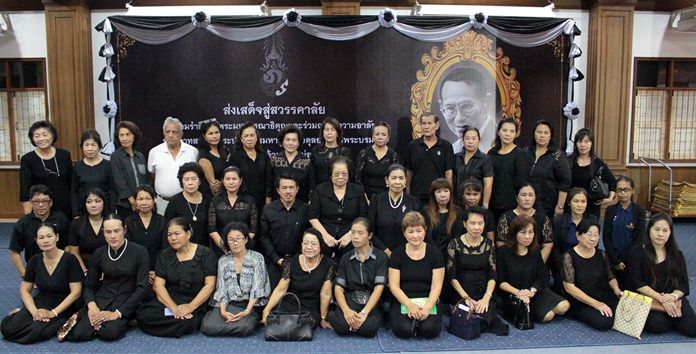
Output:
[612, 290, 652, 339]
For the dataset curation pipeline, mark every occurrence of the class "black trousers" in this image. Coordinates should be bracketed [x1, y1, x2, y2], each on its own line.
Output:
[64, 308, 129, 342]
[0, 307, 66, 344]
[569, 295, 619, 331]
[137, 297, 205, 338]
[644, 299, 696, 337]
[389, 301, 441, 339]
[327, 296, 383, 337]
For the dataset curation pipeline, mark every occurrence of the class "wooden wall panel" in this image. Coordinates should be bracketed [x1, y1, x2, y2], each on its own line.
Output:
[321, 0, 361, 15]
[627, 166, 696, 210]
[0, 169, 24, 219]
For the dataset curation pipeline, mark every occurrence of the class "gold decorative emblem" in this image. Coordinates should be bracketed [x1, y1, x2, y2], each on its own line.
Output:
[117, 32, 136, 62]
[409, 30, 522, 138]
[546, 35, 564, 61]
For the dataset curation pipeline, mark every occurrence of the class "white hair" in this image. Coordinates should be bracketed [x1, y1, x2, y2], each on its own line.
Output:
[162, 116, 183, 132]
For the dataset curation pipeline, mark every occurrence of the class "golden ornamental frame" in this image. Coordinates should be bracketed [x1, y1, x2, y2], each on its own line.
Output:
[409, 30, 522, 138]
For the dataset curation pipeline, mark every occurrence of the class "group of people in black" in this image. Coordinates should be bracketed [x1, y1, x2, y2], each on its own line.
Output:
[3, 113, 695, 345]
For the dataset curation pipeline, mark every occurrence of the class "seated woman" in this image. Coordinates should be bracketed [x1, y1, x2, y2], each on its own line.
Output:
[603, 176, 647, 288]
[1, 223, 83, 344]
[327, 218, 388, 337]
[63, 214, 149, 342]
[201, 222, 270, 337]
[626, 213, 696, 337]
[497, 214, 569, 323]
[448, 207, 508, 336]
[563, 217, 622, 331]
[67, 188, 107, 272]
[261, 229, 335, 329]
[137, 217, 217, 338]
[389, 211, 444, 339]
[124, 185, 167, 286]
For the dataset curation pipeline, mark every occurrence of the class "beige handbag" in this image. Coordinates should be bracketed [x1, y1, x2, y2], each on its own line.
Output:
[612, 290, 652, 339]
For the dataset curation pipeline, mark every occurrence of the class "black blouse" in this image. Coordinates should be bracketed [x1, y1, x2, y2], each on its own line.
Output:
[267, 152, 314, 203]
[446, 236, 496, 299]
[19, 148, 73, 218]
[198, 148, 228, 197]
[125, 213, 167, 270]
[354, 146, 401, 200]
[207, 193, 258, 251]
[228, 148, 269, 210]
[488, 146, 529, 211]
[496, 247, 548, 292]
[389, 244, 445, 298]
[23, 252, 84, 310]
[626, 245, 689, 295]
[453, 150, 494, 206]
[164, 193, 211, 247]
[308, 182, 368, 239]
[311, 144, 352, 186]
[563, 248, 615, 302]
[71, 159, 114, 216]
[524, 147, 571, 215]
[281, 255, 336, 315]
[424, 205, 464, 258]
[68, 216, 106, 265]
[155, 245, 218, 304]
[569, 157, 617, 202]
[496, 210, 554, 245]
[368, 192, 420, 252]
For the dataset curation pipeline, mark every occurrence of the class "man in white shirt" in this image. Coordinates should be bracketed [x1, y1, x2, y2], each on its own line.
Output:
[147, 117, 198, 214]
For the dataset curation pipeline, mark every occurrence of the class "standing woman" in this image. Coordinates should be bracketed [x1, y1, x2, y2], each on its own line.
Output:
[487, 118, 529, 221]
[389, 211, 445, 339]
[424, 178, 463, 261]
[447, 207, 508, 335]
[453, 126, 494, 207]
[495, 183, 554, 263]
[137, 217, 217, 338]
[208, 166, 258, 257]
[626, 213, 696, 337]
[497, 215, 569, 324]
[164, 162, 210, 246]
[369, 164, 420, 257]
[67, 188, 108, 272]
[228, 122, 269, 213]
[266, 125, 314, 203]
[20, 120, 73, 218]
[603, 176, 647, 287]
[71, 129, 114, 216]
[563, 217, 622, 331]
[125, 185, 167, 283]
[261, 229, 335, 329]
[354, 121, 401, 201]
[198, 119, 229, 197]
[63, 214, 150, 342]
[309, 156, 368, 257]
[1, 223, 83, 344]
[550, 188, 590, 292]
[201, 222, 270, 337]
[569, 128, 616, 219]
[525, 120, 571, 217]
[312, 117, 352, 186]
[111, 121, 151, 219]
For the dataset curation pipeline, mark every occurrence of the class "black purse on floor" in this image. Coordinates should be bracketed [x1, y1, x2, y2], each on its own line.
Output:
[265, 292, 314, 341]
[508, 296, 534, 330]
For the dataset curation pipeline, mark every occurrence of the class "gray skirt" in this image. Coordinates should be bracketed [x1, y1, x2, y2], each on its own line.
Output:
[200, 302, 259, 337]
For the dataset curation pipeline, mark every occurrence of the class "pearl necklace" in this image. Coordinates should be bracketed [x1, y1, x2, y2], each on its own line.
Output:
[303, 255, 321, 273]
[108, 239, 128, 262]
[389, 193, 403, 209]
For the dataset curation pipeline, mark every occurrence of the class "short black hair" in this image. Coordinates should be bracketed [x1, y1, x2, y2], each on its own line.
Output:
[320, 117, 344, 145]
[29, 184, 53, 200]
[275, 173, 298, 189]
[177, 162, 205, 188]
[80, 129, 103, 149]
[115, 121, 141, 149]
[279, 125, 303, 145]
[28, 120, 58, 146]
[221, 222, 250, 253]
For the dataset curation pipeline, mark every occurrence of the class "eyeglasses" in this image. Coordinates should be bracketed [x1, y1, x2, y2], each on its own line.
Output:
[31, 199, 51, 205]
[617, 188, 632, 193]
[228, 237, 245, 244]
[440, 101, 480, 119]
[302, 242, 320, 248]
[583, 232, 600, 239]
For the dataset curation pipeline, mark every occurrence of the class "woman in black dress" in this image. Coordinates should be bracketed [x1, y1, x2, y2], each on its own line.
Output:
[487, 118, 529, 221]
[164, 162, 210, 246]
[201, 222, 270, 337]
[603, 176, 647, 287]
[312, 117, 352, 186]
[266, 125, 314, 203]
[228, 121, 269, 213]
[327, 218, 388, 337]
[495, 183, 554, 263]
[563, 217, 623, 331]
[111, 121, 150, 219]
[67, 188, 107, 272]
[448, 207, 508, 335]
[354, 121, 401, 201]
[569, 128, 616, 219]
[309, 156, 368, 258]
[1, 223, 83, 344]
[20, 120, 73, 218]
[497, 214, 569, 323]
[198, 120, 229, 197]
[208, 166, 258, 257]
[125, 185, 167, 284]
[453, 126, 494, 207]
[71, 129, 113, 216]
[626, 213, 696, 337]
[63, 214, 150, 342]
[524, 120, 571, 217]
[369, 164, 420, 257]
[137, 217, 218, 338]
[424, 178, 464, 260]
[261, 228, 335, 328]
[550, 187, 590, 292]
[389, 211, 445, 339]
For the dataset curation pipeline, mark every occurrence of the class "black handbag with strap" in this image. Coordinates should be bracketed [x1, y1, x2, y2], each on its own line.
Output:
[507, 295, 534, 330]
[588, 161, 609, 201]
[265, 292, 314, 341]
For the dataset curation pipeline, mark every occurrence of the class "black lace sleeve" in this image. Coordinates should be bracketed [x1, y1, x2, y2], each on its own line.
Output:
[354, 149, 367, 186]
[207, 200, 217, 233]
[562, 252, 575, 284]
[496, 214, 509, 243]
[281, 257, 293, 280]
[446, 239, 458, 281]
[601, 251, 615, 281]
[249, 199, 258, 234]
[542, 216, 554, 244]
[486, 239, 496, 281]
[325, 259, 337, 282]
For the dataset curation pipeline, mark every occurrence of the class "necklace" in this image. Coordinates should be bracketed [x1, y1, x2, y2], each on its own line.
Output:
[389, 193, 403, 209]
[464, 233, 482, 247]
[108, 239, 128, 261]
[303, 254, 321, 273]
[187, 200, 199, 221]
[38, 153, 60, 177]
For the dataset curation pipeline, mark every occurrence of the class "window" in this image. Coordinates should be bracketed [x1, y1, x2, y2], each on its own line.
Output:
[631, 58, 696, 162]
[0, 59, 48, 162]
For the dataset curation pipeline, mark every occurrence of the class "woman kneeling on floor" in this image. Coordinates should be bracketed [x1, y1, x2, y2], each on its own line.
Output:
[201, 222, 270, 336]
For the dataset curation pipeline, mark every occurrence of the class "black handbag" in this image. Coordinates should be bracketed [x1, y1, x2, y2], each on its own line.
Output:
[265, 292, 314, 341]
[588, 163, 609, 201]
[507, 296, 534, 330]
[448, 299, 481, 340]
